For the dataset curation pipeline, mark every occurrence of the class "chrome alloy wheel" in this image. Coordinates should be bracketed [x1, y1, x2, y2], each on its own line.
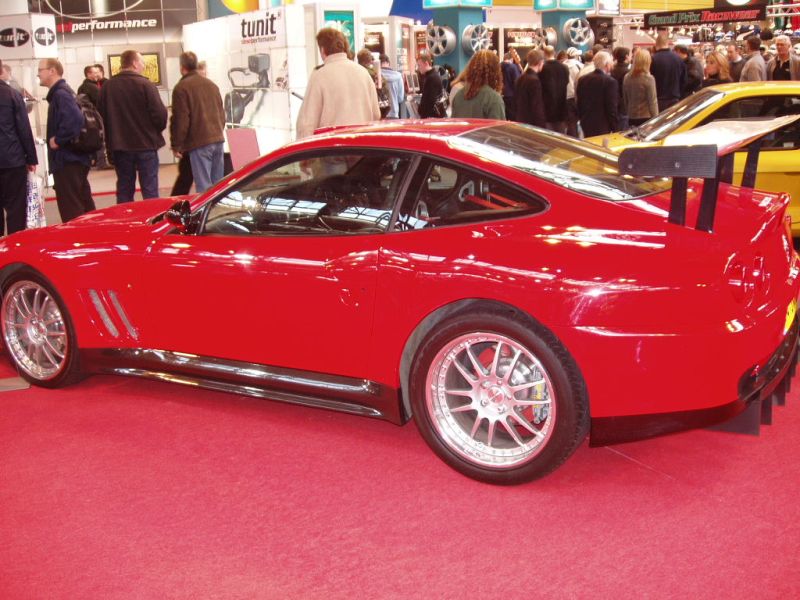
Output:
[425, 332, 556, 469]
[2, 281, 68, 380]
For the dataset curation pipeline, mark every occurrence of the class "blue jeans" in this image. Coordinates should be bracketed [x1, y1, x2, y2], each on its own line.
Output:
[189, 142, 224, 193]
[113, 150, 159, 203]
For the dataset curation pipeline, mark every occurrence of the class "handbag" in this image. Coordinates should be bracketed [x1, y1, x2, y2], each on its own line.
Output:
[432, 90, 450, 118]
[26, 171, 47, 229]
[377, 86, 391, 118]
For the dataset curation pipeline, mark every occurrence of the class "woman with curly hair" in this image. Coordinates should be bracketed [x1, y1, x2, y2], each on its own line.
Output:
[451, 50, 505, 119]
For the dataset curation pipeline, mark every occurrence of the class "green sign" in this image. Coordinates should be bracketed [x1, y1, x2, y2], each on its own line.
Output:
[422, 0, 493, 8]
[534, 0, 594, 9]
[323, 10, 356, 53]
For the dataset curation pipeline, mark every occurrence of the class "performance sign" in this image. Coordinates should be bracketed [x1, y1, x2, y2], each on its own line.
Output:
[645, 3, 766, 27]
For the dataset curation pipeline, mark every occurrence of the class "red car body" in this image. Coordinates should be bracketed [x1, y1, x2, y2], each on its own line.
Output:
[1, 120, 797, 483]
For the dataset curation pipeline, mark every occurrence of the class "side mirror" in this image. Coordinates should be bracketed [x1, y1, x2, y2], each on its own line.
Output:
[165, 200, 193, 233]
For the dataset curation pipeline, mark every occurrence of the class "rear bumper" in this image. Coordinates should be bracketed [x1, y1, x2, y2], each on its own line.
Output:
[590, 317, 799, 446]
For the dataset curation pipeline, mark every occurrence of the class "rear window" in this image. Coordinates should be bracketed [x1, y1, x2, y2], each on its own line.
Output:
[453, 123, 671, 201]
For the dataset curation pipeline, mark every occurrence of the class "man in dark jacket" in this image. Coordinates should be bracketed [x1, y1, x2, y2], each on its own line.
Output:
[576, 51, 618, 137]
[0, 58, 38, 235]
[501, 52, 522, 121]
[674, 45, 703, 97]
[38, 58, 95, 223]
[417, 51, 444, 119]
[170, 52, 226, 193]
[539, 45, 569, 133]
[514, 49, 546, 129]
[98, 49, 167, 203]
[77, 64, 101, 106]
[650, 34, 686, 112]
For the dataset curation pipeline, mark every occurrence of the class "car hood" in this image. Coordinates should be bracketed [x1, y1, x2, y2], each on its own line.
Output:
[61, 197, 191, 230]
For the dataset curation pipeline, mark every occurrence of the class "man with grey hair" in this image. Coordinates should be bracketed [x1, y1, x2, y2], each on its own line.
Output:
[767, 35, 800, 80]
[576, 51, 618, 137]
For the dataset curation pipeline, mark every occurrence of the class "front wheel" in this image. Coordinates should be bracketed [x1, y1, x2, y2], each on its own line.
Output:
[410, 310, 588, 484]
[1, 272, 80, 387]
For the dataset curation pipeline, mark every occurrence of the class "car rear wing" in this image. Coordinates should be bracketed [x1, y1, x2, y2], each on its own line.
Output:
[617, 115, 800, 232]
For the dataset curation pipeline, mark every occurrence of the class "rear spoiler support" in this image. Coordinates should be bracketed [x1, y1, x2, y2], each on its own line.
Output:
[618, 144, 721, 232]
[618, 115, 800, 233]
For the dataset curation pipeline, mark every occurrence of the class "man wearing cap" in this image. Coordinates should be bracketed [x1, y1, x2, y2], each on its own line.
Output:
[564, 47, 582, 136]
[767, 35, 800, 81]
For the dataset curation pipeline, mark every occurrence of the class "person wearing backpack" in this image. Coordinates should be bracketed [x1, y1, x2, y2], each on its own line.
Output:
[37, 58, 95, 223]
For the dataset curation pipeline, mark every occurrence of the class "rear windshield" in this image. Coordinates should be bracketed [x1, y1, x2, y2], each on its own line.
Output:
[634, 88, 724, 142]
[453, 123, 671, 201]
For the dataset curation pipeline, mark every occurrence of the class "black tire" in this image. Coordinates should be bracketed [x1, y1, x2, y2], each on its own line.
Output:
[1, 270, 82, 388]
[409, 307, 589, 485]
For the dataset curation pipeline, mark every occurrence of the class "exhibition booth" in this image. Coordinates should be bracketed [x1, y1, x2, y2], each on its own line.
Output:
[3, 0, 798, 179]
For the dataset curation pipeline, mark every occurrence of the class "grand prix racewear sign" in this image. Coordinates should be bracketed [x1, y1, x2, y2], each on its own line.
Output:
[644, 2, 767, 27]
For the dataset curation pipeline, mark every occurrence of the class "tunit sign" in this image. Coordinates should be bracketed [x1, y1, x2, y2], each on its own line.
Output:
[0, 13, 58, 58]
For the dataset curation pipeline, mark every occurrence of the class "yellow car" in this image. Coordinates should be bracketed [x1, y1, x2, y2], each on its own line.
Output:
[586, 82, 800, 234]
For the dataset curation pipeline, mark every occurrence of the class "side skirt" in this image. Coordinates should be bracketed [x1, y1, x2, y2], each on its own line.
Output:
[80, 348, 406, 425]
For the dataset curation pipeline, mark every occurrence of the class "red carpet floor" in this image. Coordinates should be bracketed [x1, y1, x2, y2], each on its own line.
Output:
[1, 360, 799, 598]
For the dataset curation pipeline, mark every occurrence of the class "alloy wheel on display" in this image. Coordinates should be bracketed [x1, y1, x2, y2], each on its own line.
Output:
[424, 332, 556, 470]
[563, 18, 595, 48]
[2, 280, 68, 381]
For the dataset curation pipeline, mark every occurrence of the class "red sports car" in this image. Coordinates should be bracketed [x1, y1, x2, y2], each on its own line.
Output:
[1, 120, 797, 484]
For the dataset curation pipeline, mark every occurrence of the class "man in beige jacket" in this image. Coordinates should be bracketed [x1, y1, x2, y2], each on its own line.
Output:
[296, 28, 381, 139]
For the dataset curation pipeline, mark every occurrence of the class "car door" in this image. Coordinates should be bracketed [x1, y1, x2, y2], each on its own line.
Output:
[141, 150, 413, 379]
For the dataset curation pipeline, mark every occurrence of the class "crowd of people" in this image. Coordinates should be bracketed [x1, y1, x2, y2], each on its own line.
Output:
[4, 25, 800, 237]
[306, 29, 800, 145]
[0, 50, 225, 234]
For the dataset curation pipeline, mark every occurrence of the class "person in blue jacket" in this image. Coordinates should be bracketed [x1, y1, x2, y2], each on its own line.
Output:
[38, 58, 95, 223]
[0, 59, 38, 235]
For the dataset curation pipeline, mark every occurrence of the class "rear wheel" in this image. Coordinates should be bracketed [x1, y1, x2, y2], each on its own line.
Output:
[1, 273, 80, 387]
[410, 309, 588, 484]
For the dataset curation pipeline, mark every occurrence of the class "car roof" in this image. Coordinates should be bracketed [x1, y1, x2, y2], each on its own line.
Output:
[705, 81, 800, 95]
[309, 118, 496, 140]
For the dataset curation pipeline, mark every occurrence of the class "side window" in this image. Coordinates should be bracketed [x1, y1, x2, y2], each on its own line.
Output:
[701, 95, 800, 121]
[395, 160, 546, 230]
[203, 152, 411, 236]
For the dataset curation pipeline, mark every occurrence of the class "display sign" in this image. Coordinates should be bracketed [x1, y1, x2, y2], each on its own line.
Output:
[644, 3, 766, 27]
[594, 0, 620, 16]
[323, 10, 356, 53]
[422, 0, 493, 8]
[27, 0, 197, 46]
[534, 0, 595, 10]
[235, 7, 286, 47]
[108, 52, 161, 85]
[0, 13, 58, 59]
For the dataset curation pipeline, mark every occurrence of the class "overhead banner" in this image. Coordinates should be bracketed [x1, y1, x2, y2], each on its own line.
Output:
[27, 0, 197, 46]
[645, 3, 766, 27]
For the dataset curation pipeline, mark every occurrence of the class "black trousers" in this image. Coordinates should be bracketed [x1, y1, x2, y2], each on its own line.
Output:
[0, 165, 28, 236]
[53, 163, 95, 223]
[171, 153, 193, 196]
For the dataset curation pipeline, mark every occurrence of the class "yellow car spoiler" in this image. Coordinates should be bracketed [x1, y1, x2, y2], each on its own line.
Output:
[618, 115, 800, 232]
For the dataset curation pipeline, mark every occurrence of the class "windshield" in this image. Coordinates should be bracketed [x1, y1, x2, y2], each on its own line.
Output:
[454, 123, 671, 201]
[634, 89, 724, 142]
